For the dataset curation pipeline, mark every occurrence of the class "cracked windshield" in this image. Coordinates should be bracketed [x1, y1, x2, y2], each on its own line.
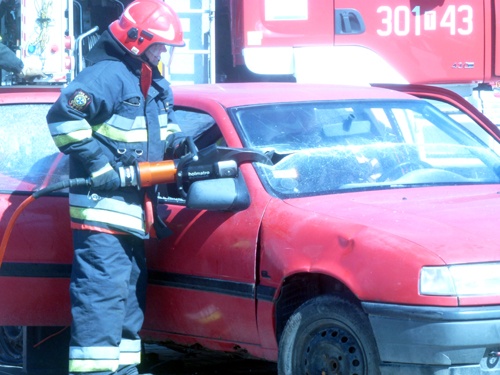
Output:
[233, 100, 500, 198]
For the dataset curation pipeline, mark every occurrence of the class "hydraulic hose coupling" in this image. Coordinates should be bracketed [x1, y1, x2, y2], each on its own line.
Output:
[118, 165, 139, 187]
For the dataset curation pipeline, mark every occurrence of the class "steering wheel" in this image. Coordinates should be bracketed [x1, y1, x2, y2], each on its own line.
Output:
[379, 160, 433, 182]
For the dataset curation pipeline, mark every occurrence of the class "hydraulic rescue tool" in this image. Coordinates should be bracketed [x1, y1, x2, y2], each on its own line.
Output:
[0, 138, 270, 268]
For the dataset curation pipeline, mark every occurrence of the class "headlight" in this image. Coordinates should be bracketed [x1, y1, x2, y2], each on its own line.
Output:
[420, 262, 500, 296]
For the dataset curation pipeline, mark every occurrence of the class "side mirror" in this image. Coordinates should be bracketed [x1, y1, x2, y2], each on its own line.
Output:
[186, 177, 250, 211]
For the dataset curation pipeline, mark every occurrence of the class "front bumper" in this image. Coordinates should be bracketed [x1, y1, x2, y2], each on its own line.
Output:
[362, 302, 500, 373]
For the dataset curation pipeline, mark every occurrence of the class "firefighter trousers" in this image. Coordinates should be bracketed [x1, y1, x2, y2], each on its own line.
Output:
[68, 230, 147, 374]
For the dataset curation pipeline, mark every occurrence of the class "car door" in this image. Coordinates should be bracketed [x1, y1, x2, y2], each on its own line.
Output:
[142, 105, 271, 347]
[0, 98, 73, 326]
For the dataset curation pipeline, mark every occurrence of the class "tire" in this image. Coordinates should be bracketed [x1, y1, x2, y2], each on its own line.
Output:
[278, 295, 380, 375]
[0, 326, 23, 366]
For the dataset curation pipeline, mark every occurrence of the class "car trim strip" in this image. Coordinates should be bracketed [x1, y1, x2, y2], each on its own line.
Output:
[148, 270, 254, 298]
[0, 262, 277, 301]
[0, 262, 71, 278]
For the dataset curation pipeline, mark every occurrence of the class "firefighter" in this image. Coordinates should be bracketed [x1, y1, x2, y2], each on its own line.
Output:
[45, 0, 184, 374]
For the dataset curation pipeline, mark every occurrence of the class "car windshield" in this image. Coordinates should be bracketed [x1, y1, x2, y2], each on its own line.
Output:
[231, 100, 500, 198]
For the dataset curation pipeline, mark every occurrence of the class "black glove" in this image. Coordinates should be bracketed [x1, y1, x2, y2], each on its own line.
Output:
[91, 164, 120, 191]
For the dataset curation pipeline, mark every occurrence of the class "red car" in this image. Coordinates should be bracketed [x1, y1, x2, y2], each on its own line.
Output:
[1, 83, 500, 375]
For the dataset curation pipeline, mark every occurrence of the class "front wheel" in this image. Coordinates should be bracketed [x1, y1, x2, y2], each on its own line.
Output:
[278, 295, 380, 375]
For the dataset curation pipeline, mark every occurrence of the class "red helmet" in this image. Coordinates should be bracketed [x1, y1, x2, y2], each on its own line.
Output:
[109, 0, 185, 57]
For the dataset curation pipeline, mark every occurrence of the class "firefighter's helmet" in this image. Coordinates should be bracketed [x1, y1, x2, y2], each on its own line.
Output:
[109, 0, 185, 57]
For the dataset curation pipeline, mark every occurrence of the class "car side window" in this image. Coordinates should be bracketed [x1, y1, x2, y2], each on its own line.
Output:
[174, 109, 225, 148]
[425, 98, 500, 150]
[0, 103, 69, 192]
[161, 108, 225, 202]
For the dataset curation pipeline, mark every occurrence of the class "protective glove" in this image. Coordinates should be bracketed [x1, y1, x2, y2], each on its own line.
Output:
[164, 133, 189, 159]
[91, 164, 120, 191]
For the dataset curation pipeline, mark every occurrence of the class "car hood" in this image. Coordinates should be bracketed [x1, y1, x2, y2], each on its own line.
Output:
[284, 185, 500, 264]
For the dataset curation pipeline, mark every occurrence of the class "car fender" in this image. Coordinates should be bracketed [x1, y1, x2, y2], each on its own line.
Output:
[258, 198, 457, 307]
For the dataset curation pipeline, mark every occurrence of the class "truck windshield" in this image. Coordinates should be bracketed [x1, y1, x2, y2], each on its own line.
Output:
[232, 100, 500, 198]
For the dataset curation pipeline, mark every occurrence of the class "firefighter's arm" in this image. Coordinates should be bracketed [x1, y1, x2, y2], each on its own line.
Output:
[163, 85, 185, 159]
[46, 84, 118, 188]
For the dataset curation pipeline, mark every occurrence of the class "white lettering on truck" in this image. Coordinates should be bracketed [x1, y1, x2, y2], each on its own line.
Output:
[376, 5, 473, 37]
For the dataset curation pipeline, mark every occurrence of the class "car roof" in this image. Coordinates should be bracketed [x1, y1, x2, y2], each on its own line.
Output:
[171, 82, 416, 107]
[0, 86, 61, 104]
[0, 83, 415, 107]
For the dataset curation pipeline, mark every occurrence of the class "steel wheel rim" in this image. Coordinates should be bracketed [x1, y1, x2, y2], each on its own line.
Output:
[302, 326, 365, 375]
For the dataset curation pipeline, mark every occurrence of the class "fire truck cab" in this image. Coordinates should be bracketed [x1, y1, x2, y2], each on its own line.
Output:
[229, 0, 500, 121]
[235, 0, 487, 86]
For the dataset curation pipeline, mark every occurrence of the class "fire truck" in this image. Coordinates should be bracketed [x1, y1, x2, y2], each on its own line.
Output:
[2, 0, 500, 105]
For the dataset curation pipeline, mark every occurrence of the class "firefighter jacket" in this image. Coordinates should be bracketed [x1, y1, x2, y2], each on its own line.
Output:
[46, 30, 180, 238]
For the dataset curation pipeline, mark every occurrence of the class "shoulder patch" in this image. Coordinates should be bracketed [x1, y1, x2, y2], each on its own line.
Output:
[68, 90, 92, 112]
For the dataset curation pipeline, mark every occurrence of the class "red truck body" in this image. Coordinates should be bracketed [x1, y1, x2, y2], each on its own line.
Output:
[232, 0, 497, 89]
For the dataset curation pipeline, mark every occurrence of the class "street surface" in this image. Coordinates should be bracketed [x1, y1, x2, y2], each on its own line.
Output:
[0, 344, 278, 375]
[139, 344, 278, 375]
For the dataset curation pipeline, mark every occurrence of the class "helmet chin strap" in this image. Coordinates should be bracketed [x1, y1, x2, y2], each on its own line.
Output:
[141, 53, 153, 66]
[140, 62, 152, 99]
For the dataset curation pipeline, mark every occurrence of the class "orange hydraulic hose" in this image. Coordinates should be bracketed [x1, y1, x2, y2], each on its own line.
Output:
[0, 195, 35, 268]
[0, 177, 90, 269]
[0, 160, 178, 268]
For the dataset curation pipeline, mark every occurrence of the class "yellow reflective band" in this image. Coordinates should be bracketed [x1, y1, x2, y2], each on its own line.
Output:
[92, 123, 148, 143]
[53, 129, 93, 148]
[158, 113, 169, 126]
[69, 359, 119, 373]
[70, 206, 145, 232]
[106, 114, 145, 130]
[119, 339, 142, 352]
[70, 194, 143, 217]
[118, 351, 141, 366]
[161, 128, 177, 140]
[91, 163, 114, 178]
[161, 122, 181, 140]
[48, 119, 90, 136]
